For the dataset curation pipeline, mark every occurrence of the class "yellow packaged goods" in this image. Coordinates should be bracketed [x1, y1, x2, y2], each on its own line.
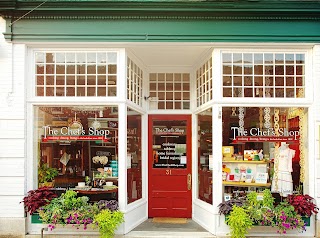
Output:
[222, 146, 235, 160]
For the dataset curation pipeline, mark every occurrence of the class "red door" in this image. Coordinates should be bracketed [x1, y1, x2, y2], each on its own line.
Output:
[148, 115, 192, 218]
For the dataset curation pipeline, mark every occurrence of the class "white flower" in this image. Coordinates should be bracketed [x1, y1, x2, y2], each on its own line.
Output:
[92, 156, 108, 165]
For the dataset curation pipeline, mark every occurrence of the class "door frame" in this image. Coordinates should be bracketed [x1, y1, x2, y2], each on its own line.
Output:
[148, 114, 192, 217]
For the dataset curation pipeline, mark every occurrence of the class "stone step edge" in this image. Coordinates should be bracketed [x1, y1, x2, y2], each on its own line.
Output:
[125, 231, 216, 237]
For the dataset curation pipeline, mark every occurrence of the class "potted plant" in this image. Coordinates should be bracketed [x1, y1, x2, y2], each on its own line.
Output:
[38, 163, 58, 188]
[287, 193, 319, 226]
[20, 187, 57, 223]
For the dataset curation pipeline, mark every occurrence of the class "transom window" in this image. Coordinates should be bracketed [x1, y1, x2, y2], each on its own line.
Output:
[35, 51, 118, 97]
[222, 52, 305, 98]
[196, 58, 213, 107]
[149, 73, 190, 110]
[127, 58, 143, 106]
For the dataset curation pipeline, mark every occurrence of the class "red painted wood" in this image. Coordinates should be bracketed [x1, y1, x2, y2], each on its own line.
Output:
[148, 115, 192, 218]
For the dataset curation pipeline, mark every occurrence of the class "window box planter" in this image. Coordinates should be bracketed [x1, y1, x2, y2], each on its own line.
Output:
[31, 213, 43, 224]
[302, 216, 311, 226]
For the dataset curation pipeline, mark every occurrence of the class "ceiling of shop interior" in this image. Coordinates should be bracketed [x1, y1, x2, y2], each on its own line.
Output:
[129, 45, 212, 68]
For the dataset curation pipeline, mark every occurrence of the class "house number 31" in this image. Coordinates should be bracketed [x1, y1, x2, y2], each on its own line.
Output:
[166, 169, 172, 175]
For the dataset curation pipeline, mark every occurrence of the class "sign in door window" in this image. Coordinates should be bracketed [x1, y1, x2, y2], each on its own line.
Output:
[152, 120, 187, 168]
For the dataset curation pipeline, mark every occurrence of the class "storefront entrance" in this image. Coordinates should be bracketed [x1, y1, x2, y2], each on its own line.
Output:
[148, 115, 192, 218]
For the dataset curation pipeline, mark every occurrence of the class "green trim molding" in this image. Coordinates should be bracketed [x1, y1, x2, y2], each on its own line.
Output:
[0, 0, 320, 42]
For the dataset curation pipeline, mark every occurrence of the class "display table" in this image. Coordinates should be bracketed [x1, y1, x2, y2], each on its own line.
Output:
[74, 188, 118, 202]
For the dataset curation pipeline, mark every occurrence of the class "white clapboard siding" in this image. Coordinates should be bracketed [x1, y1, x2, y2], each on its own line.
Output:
[0, 120, 25, 139]
[0, 139, 25, 158]
[0, 18, 13, 95]
[314, 45, 320, 212]
[0, 196, 24, 217]
[0, 41, 26, 120]
[0, 158, 24, 177]
[0, 177, 24, 196]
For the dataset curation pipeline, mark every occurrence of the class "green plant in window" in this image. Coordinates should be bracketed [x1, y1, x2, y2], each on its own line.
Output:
[38, 163, 58, 187]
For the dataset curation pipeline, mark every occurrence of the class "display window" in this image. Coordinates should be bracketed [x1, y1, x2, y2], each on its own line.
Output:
[35, 106, 119, 201]
[222, 107, 306, 200]
[198, 108, 213, 204]
[127, 108, 142, 204]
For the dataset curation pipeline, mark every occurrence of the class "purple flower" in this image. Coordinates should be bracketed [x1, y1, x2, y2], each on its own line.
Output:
[282, 222, 290, 229]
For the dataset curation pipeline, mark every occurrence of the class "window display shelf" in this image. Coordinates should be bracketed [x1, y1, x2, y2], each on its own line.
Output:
[222, 160, 269, 164]
[223, 181, 271, 187]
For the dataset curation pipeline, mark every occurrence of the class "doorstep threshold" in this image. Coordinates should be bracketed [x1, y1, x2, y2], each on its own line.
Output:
[124, 230, 216, 237]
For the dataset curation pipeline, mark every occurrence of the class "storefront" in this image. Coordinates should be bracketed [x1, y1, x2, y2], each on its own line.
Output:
[0, 1, 320, 237]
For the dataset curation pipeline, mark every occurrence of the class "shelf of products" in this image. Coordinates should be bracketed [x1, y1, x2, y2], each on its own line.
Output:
[222, 159, 271, 188]
[223, 181, 271, 187]
[222, 160, 268, 164]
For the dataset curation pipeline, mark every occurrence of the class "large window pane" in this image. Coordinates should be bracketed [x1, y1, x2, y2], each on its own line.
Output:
[198, 109, 213, 204]
[127, 109, 142, 204]
[222, 107, 306, 201]
[35, 106, 119, 202]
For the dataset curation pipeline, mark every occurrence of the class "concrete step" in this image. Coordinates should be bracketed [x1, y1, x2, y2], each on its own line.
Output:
[124, 231, 216, 238]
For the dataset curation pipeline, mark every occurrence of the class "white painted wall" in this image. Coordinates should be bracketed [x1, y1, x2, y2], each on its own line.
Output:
[313, 45, 320, 220]
[0, 17, 26, 235]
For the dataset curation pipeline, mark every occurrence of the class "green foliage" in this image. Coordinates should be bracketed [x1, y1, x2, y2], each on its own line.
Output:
[38, 163, 58, 184]
[226, 205, 253, 238]
[222, 189, 307, 236]
[274, 201, 306, 234]
[38, 190, 99, 230]
[246, 191, 260, 207]
[262, 189, 274, 209]
[94, 209, 124, 238]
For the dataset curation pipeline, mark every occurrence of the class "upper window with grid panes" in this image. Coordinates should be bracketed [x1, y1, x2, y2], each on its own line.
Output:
[149, 73, 190, 110]
[127, 58, 143, 107]
[222, 52, 305, 98]
[35, 52, 118, 97]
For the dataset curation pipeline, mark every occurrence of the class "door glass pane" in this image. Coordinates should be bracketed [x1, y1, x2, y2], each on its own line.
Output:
[152, 120, 187, 169]
[198, 109, 213, 204]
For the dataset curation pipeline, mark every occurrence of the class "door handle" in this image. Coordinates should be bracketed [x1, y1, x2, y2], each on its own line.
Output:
[187, 173, 192, 190]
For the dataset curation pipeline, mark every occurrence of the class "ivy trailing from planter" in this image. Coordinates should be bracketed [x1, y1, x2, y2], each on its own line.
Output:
[226, 205, 253, 238]
[94, 209, 124, 238]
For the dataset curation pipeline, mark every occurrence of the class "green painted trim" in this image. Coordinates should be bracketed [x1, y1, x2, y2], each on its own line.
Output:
[1, 0, 320, 42]
[3, 15, 320, 20]
[4, 18, 320, 42]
